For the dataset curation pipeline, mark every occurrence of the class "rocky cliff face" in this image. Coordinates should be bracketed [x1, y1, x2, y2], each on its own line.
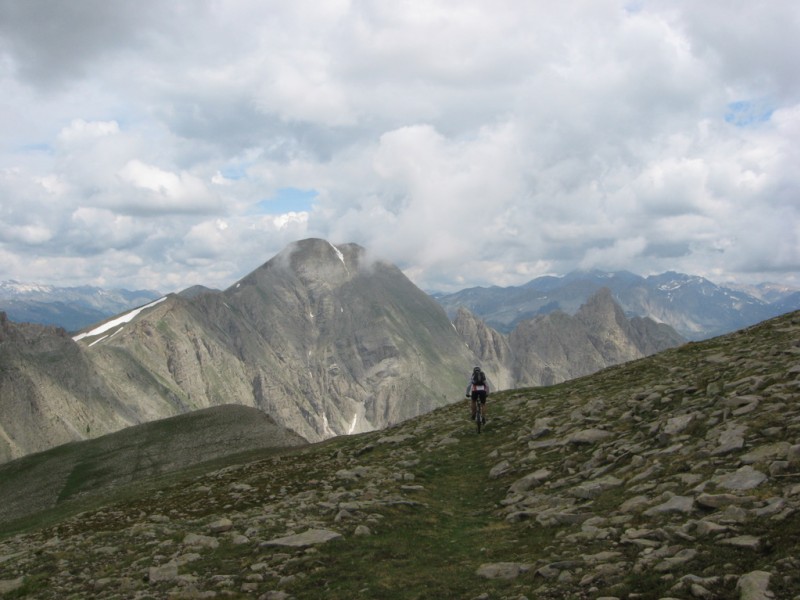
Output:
[83, 240, 472, 441]
[459, 288, 684, 388]
[0, 239, 476, 462]
[452, 307, 515, 390]
[0, 313, 135, 463]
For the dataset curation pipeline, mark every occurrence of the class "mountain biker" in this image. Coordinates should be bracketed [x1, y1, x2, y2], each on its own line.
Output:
[465, 366, 489, 423]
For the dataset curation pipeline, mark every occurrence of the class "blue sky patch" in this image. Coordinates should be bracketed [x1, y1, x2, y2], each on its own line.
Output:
[725, 100, 774, 127]
[256, 187, 317, 214]
[17, 143, 53, 154]
[219, 164, 248, 180]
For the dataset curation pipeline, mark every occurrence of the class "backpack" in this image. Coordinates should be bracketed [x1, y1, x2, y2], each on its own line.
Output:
[473, 369, 486, 385]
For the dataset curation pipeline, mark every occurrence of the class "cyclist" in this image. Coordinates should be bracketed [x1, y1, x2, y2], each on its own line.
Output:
[465, 366, 489, 423]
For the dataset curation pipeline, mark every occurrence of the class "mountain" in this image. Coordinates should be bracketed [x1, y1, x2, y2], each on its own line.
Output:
[437, 268, 800, 340]
[1, 240, 685, 466]
[1, 239, 476, 463]
[1, 310, 798, 598]
[507, 288, 685, 387]
[0, 281, 161, 332]
[453, 288, 684, 389]
[723, 280, 800, 303]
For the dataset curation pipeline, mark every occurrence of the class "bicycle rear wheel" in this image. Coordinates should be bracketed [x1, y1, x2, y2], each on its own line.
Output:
[476, 404, 482, 434]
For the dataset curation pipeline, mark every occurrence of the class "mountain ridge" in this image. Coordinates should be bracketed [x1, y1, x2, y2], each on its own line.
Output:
[5, 268, 797, 340]
[437, 269, 800, 340]
[0, 280, 162, 332]
[0, 240, 685, 465]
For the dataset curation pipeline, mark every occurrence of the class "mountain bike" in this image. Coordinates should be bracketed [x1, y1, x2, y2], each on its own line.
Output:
[475, 400, 484, 434]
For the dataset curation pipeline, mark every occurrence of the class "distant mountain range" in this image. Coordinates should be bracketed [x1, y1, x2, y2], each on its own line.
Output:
[0, 281, 162, 332]
[0, 239, 681, 464]
[4, 269, 797, 342]
[435, 269, 800, 340]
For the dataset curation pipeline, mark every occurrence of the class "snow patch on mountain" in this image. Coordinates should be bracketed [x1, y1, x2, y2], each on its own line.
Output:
[73, 297, 167, 342]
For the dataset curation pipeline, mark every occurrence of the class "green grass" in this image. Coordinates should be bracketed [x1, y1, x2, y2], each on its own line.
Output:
[279, 418, 531, 599]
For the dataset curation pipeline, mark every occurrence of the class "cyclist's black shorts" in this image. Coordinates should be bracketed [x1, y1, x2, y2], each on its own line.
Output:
[471, 390, 487, 404]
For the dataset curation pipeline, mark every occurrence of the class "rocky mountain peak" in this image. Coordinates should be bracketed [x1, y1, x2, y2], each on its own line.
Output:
[249, 238, 363, 292]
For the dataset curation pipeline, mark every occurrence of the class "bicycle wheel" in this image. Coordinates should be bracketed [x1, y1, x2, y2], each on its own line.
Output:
[476, 404, 482, 434]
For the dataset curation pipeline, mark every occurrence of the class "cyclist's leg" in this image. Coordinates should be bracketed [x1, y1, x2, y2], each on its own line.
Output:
[470, 393, 477, 420]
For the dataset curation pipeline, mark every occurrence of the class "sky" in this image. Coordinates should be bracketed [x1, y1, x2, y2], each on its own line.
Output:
[0, 0, 799, 294]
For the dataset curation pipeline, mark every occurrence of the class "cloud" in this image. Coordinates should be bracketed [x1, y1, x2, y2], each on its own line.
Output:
[0, 0, 798, 293]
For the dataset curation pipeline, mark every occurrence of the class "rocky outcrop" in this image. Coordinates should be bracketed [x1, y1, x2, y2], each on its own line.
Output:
[454, 288, 684, 390]
[0, 313, 136, 464]
[491, 288, 684, 387]
[452, 307, 515, 390]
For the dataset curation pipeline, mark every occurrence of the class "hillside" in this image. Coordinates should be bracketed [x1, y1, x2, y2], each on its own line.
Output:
[1, 310, 798, 598]
[0, 405, 306, 526]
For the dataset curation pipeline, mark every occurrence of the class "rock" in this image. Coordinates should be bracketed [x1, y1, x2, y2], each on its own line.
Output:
[568, 429, 613, 444]
[715, 466, 768, 491]
[509, 469, 551, 493]
[739, 442, 790, 465]
[569, 475, 623, 499]
[582, 550, 622, 565]
[0, 577, 24, 594]
[736, 570, 772, 600]
[209, 517, 234, 534]
[695, 493, 754, 509]
[354, 525, 371, 536]
[654, 549, 698, 572]
[787, 444, 800, 465]
[720, 535, 760, 550]
[183, 533, 220, 549]
[229, 482, 254, 492]
[264, 529, 343, 548]
[475, 562, 530, 580]
[336, 467, 370, 480]
[711, 425, 747, 455]
[148, 562, 179, 583]
[437, 436, 460, 446]
[689, 583, 715, 599]
[490, 460, 512, 478]
[663, 413, 696, 435]
[644, 495, 695, 516]
[377, 434, 414, 445]
[750, 497, 786, 518]
[694, 520, 729, 536]
[619, 495, 651, 514]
